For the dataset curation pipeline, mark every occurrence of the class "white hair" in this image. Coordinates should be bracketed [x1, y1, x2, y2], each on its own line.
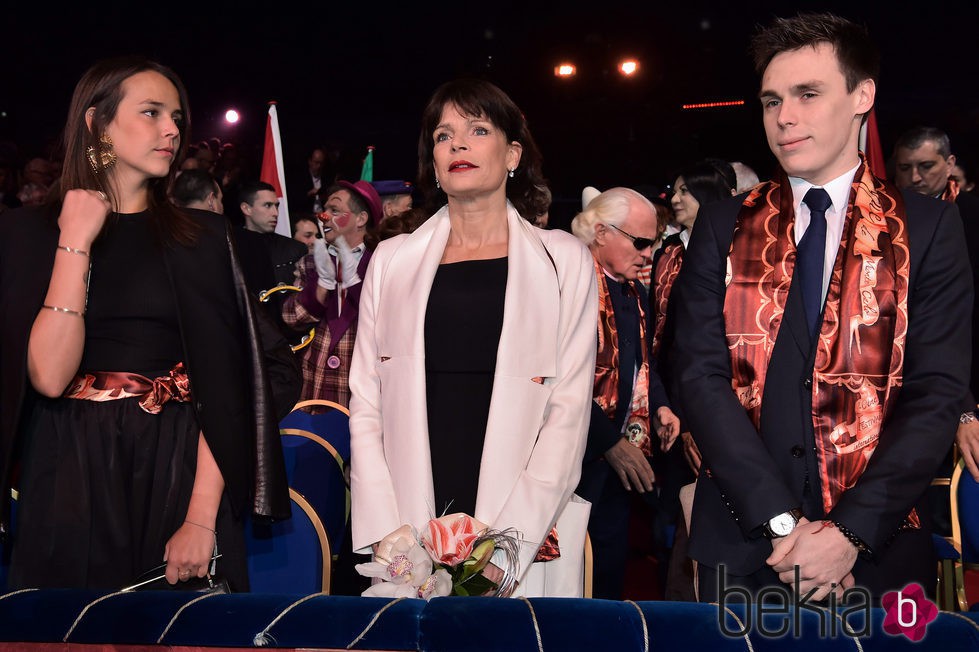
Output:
[571, 187, 653, 246]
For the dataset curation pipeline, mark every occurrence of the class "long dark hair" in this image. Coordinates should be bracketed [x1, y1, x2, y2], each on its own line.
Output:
[59, 55, 199, 245]
[416, 78, 550, 221]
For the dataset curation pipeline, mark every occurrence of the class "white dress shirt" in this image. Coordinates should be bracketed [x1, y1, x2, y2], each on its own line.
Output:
[788, 161, 861, 302]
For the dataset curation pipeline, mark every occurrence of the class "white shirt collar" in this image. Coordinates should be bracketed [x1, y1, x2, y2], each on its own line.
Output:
[788, 161, 860, 225]
[327, 242, 366, 260]
[679, 228, 691, 249]
[787, 160, 861, 301]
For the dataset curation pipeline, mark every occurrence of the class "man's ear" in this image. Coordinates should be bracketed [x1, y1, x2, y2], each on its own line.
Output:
[594, 223, 608, 246]
[356, 210, 369, 229]
[853, 78, 875, 116]
[240, 201, 251, 215]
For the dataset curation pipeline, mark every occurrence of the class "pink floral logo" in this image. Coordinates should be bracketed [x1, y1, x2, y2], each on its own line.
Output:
[881, 583, 938, 641]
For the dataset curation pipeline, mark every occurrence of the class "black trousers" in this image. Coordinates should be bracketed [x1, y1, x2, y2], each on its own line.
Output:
[578, 459, 632, 600]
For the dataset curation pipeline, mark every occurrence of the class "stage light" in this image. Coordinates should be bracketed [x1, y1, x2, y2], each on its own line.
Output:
[618, 59, 639, 76]
[554, 63, 577, 78]
[224, 109, 240, 124]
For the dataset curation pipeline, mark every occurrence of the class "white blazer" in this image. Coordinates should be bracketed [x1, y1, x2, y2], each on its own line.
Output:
[349, 203, 598, 596]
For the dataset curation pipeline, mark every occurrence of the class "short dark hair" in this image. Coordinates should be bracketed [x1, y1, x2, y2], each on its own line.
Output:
[322, 182, 370, 217]
[893, 126, 952, 158]
[416, 78, 550, 221]
[238, 180, 276, 206]
[292, 216, 318, 235]
[171, 169, 219, 206]
[374, 206, 429, 243]
[749, 12, 879, 92]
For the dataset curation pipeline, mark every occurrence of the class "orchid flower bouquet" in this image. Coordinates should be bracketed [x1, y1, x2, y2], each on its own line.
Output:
[356, 513, 520, 600]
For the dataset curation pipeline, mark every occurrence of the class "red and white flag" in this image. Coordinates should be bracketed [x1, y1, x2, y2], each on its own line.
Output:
[859, 107, 887, 180]
[260, 102, 292, 238]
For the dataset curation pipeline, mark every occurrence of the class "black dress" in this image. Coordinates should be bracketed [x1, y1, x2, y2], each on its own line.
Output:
[424, 257, 507, 518]
[9, 212, 219, 590]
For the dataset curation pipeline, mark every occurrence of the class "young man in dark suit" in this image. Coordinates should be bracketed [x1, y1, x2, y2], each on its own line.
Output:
[672, 12, 972, 603]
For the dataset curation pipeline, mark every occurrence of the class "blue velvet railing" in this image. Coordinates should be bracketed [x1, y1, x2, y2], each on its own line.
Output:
[1, 591, 978, 650]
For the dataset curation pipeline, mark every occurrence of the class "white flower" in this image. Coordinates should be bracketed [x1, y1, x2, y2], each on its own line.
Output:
[361, 580, 419, 598]
[417, 568, 453, 600]
[355, 537, 433, 587]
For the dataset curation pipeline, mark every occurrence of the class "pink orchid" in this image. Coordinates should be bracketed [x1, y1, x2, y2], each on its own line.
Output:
[354, 536, 432, 587]
[421, 513, 484, 567]
[417, 568, 453, 600]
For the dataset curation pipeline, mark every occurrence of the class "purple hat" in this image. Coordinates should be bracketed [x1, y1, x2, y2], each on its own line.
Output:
[338, 180, 383, 226]
[372, 179, 414, 197]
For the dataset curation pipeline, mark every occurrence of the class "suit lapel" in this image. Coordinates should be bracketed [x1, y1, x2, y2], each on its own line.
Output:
[377, 204, 560, 372]
[475, 208, 561, 522]
[782, 268, 814, 359]
[377, 208, 451, 358]
[493, 207, 559, 378]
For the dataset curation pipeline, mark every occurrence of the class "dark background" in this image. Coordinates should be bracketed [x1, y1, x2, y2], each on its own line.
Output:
[3, 1, 978, 228]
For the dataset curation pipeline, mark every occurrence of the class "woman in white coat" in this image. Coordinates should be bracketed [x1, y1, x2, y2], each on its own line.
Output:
[348, 78, 598, 597]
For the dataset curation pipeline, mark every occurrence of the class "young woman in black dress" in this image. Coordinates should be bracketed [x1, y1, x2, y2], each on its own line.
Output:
[0, 56, 299, 591]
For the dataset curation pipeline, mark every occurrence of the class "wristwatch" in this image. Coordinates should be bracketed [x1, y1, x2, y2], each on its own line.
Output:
[763, 508, 804, 538]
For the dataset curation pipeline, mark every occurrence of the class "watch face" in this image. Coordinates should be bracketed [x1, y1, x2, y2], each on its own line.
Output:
[770, 512, 797, 536]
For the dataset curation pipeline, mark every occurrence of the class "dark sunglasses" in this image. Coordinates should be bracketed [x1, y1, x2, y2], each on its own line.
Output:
[607, 223, 655, 250]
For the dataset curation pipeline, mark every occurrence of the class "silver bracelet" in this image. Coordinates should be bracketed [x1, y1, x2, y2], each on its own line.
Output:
[962, 411, 978, 424]
[491, 531, 521, 598]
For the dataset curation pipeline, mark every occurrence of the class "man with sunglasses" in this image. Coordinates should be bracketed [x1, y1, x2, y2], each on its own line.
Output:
[571, 186, 681, 599]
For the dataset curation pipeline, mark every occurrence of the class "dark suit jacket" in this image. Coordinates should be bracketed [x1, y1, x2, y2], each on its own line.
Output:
[671, 189, 973, 578]
[956, 191, 979, 408]
[576, 277, 671, 502]
[0, 206, 301, 530]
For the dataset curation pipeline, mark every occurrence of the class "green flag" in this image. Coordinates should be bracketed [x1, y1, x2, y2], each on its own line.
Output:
[360, 146, 375, 182]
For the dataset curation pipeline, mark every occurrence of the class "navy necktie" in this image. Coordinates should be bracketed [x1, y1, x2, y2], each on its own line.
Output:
[797, 187, 832, 339]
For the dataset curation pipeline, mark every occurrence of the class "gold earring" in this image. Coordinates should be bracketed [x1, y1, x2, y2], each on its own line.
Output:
[98, 133, 117, 170]
[86, 145, 100, 173]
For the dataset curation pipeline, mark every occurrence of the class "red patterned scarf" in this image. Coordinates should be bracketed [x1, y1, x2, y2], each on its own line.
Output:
[942, 178, 960, 203]
[651, 241, 684, 359]
[592, 258, 652, 455]
[722, 159, 911, 518]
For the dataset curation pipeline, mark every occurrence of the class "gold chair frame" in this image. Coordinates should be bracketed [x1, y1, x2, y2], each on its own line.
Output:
[279, 399, 352, 594]
[583, 531, 593, 598]
[289, 487, 332, 594]
[947, 456, 976, 611]
[259, 285, 316, 352]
